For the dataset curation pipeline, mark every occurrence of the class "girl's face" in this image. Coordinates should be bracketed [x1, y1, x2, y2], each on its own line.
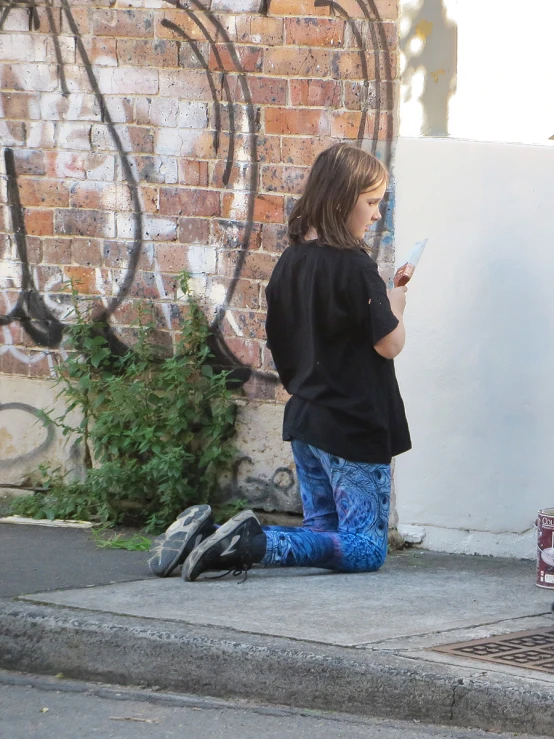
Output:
[345, 180, 387, 240]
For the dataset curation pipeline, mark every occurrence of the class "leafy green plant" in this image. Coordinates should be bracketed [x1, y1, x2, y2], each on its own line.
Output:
[90, 528, 152, 551]
[11, 274, 238, 533]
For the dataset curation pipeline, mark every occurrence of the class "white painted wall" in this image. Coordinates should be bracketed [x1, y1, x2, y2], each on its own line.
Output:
[395, 0, 554, 556]
[393, 137, 554, 557]
[400, 0, 554, 147]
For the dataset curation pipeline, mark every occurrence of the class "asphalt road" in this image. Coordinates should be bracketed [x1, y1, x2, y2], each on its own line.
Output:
[0, 524, 152, 597]
[0, 672, 549, 739]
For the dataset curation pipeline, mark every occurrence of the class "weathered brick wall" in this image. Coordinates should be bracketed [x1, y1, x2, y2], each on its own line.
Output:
[1, 0, 398, 504]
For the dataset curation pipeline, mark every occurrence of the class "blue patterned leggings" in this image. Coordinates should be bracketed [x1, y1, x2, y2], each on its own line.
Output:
[261, 440, 391, 572]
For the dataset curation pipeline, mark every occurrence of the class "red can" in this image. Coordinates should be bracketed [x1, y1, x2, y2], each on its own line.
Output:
[536, 508, 554, 589]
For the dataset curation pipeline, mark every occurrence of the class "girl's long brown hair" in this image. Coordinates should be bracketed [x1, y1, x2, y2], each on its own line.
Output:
[288, 144, 388, 250]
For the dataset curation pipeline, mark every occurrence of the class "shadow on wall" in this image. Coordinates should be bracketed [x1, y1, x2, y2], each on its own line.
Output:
[400, 0, 457, 136]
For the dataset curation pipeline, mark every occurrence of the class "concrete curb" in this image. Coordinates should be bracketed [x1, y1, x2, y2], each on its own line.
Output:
[1, 600, 553, 736]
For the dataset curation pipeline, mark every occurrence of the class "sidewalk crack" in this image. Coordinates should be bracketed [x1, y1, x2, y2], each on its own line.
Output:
[450, 678, 463, 721]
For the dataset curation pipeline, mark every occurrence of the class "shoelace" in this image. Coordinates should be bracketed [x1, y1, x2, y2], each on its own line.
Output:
[205, 563, 251, 584]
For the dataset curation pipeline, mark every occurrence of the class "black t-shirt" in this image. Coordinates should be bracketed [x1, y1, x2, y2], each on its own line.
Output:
[265, 240, 411, 464]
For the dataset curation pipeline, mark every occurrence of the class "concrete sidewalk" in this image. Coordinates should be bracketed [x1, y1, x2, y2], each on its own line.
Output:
[1, 524, 554, 735]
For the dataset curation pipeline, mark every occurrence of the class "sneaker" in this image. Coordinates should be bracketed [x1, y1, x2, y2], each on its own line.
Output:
[147, 505, 216, 577]
[182, 509, 266, 582]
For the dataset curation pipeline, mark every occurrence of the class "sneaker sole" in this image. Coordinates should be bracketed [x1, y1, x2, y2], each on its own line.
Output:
[182, 509, 255, 582]
[147, 505, 213, 577]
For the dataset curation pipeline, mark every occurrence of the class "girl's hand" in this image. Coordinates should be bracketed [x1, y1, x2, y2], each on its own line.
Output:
[387, 287, 407, 317]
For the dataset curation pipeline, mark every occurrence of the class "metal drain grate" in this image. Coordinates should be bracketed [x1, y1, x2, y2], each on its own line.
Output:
[432, 626, 554, 674]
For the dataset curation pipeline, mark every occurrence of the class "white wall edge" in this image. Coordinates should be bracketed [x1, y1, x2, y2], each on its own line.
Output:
[398, 523, 536, 561]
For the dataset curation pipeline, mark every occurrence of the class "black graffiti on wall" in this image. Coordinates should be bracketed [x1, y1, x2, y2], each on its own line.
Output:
[0, 401, 54, 467]
[0, 0, 394, 384]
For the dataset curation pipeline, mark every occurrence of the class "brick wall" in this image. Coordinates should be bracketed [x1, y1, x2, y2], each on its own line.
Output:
[0, 0, 398, 404]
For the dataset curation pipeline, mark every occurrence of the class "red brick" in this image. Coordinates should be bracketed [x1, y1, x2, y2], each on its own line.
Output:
[262, 165, 308, 195]
[96, 67, 158, 96]
[11, 149, 46, 176]
[4, 322, 24, 346]
[55, 209, 115, 238]
[18, 179, 69, 208]
[285, 18, 344, 47]
[178, 160, 209, 187]
[178, 41, 210, 70]
[211, 162, 255, 191]
[224, 279, 262, 311]
[124, 270, 164, 300]
[63, 266, 97, 294]
[243, 375, 276, 402]
[221, 309, 267, 340]
[68, 182, 136, 212]
[24, 209, 53, 236]
[222, 193, 284, 224]
[117, 39, 178, 68]
[265, 0, 331, 15]
[159, 69, 215, 101]
[223, 337, 262, 368]
[220, 133, 280, 164]
[285, 195, 301, 219]
[154, 130, 218, 159]
[211, 219, 262, 250]
[289, 79, 341, 107]
[0, 350, 29, 377]
[91, 124, 154, 154]
[159, 188, 220, 218]
[81, 38, 117, 66]
[265, 108, 331, 137]
[0, 64, 59, 92]
[45, 152, 115, 181]
[178, 218, 210, 244]
[331, 50, 398, 80]
[208, 44, 263, 74]
[137, 187, 159, 215]
[92, 9, 154, 38]
[1, 92, 40, 119]
[25, 235, 42, 264]
[28, 352, 53, 378]
[261, 345, 277, 373]
[26, 121, 55, 149]
[111, 299, 142, 327]
[264, 47, 330, 76]
[330, 110, 391, 139]
[220, 250, 279, 280]
[230, 75, 287, 105]
[269, 0, 398, 20]
[116, 214, 177, 242]
[155, 11, 208, 41]
[155, 243, 190, 273]
[43, 237, 72, 265]
[103, 241, 153, 271]
[34, 265, 64, 292]
[344, 20, 398, 49]
[71, 238, 103, 267]
[344, 80, 395, 111]
[214, 104, 258, 135]
[62, 8, 90, 35]
[159, 273, 180, 299]
[235, 16, 284, 46]
[280, 136, 331, 166]
[262, 223, 289, 254]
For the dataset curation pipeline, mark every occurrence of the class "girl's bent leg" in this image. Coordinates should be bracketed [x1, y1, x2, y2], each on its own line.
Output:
[261, 444, 391, 572]
[292, 440, 338, 532]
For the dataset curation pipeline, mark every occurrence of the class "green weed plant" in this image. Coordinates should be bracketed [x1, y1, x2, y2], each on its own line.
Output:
[12, 274, 237, 533]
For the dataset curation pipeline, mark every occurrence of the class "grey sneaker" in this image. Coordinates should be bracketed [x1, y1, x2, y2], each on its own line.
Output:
[148, 505, 216, 577]
[181, 509, 266, 582]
